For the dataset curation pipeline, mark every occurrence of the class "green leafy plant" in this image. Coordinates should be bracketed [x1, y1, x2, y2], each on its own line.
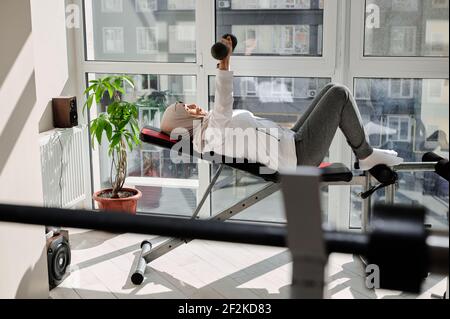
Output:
[84, 75, 141, 198]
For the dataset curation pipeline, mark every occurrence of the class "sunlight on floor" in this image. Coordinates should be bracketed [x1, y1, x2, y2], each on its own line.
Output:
[50, 229, 448, 299]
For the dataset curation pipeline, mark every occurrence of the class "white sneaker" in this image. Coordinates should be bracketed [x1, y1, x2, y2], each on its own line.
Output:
[359, 149, 403, 171]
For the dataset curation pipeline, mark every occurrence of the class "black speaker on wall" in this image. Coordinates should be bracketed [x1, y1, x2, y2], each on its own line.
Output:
[52, 96, 78, 128]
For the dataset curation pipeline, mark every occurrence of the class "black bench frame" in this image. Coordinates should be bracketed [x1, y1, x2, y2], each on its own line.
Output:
[130, 127, 354, 285]
[133, 126, 448, 285]
[130, 127, 440, 285]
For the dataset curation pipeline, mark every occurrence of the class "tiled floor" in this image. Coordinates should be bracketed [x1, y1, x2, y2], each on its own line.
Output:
[50, 228, 448, 299]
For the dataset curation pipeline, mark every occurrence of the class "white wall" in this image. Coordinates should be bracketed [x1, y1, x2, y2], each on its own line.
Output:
[0, 0, 78, 298]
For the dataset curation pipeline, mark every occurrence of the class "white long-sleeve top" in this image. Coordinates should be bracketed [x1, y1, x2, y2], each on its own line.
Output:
[193, 70, 297, 172]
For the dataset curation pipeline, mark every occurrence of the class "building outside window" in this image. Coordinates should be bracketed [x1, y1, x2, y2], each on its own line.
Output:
[351, 78, 449, 230]
[244, 77, 258, 97]
[392, 0, 419, 12]
[167, 0, 196, 10]
[102, 27, 124, 53]
[209, 75, 330, 222]
[231, 0, 259, 10]
[389, 79, 414, 98]
[355, 79, 372, 100]
[387, 115, 412, 142]
[136, 27, 159, 54]
[231, 0, 314, 10]
[432, 0, 449, 8]
[271, 78, 294, 100]
[89, 72, 198, 216]
[365, 0, 449, 57]
[101, 0, 123, 12]
[390, 26, 417, 56]
[86, 0, 196, 62]
[168, 23, 196, 54]
[220, 0, 324, 57]
[425, 20, 449, 56]
[80, 1, 448, 229]
[136, 0, 158, 12]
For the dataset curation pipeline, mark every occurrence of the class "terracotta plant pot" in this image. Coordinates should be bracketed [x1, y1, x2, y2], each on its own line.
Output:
[93, 188, 142, 214]
[136, 186, 162, 209]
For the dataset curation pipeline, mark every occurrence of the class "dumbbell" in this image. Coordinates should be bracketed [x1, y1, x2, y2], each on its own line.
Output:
[211, 34, 238, 60]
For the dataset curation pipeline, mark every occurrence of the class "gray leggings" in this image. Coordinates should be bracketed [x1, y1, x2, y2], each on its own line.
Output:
[292, 83, 373, 166]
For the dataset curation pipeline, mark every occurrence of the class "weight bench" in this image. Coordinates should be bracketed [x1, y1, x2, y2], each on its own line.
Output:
[129, 126, 355, 285]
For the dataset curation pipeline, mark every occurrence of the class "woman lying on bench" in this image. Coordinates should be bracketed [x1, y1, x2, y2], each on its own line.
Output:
[160, 36, 403, 172]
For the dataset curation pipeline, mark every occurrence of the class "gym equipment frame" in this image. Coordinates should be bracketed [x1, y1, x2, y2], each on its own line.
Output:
[132, 127, 353, 284]
[0, 192, 447, 298]
[0, 151, 448, 297]
[131, 127, 448, 285]
[126, 127, 446, 285]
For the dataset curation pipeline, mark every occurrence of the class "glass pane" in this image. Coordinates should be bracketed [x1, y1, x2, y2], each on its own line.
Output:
[216, 0, 324, 57]
[351, 78, 449, 230]
[365, 0, 449, 57]
[88, 73, 198, 216]
[209, 76, 331, 222]
[84, 0, 196, 62]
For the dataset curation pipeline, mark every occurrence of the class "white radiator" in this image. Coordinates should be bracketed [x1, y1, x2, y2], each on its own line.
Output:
[39, 127, 87, 208]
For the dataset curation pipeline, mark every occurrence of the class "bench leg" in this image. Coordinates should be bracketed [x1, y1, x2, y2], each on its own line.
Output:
[130, 165, 223, 285]
[129, 181, 281, 285]
[191, 165, 224, 219]
[131, 240, 152, 285]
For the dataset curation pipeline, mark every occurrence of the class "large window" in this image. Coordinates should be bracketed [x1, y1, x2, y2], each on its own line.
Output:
[344, 0, 448, 232]
[216, 0, 324, 56]
[209, 76, 330, 126]
[209, 76, 330, 222]
[365, 0, 449, 57]
[350, 78, 449, 230]
[78, 1, 448, 230]
[84, 0, 196, 62]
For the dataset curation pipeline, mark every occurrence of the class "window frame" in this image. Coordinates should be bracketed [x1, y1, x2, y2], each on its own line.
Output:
[214, 1, 339, 78]
[74, 0, 448, 229]
[349, 1, 448, 78]
[338, 0, 450, 230]
[75, 0, 341, 222]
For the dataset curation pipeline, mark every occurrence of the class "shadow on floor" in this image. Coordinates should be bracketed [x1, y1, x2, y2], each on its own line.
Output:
[69, 236, 167, 272]
[70, 231, 121, 250]
[55, 242, 445, 299]
[327, 254, 425, 299]
[117, 250, 292, 299]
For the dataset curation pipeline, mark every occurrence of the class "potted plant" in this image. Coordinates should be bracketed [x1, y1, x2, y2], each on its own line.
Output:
[84, 75, 142, 214]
